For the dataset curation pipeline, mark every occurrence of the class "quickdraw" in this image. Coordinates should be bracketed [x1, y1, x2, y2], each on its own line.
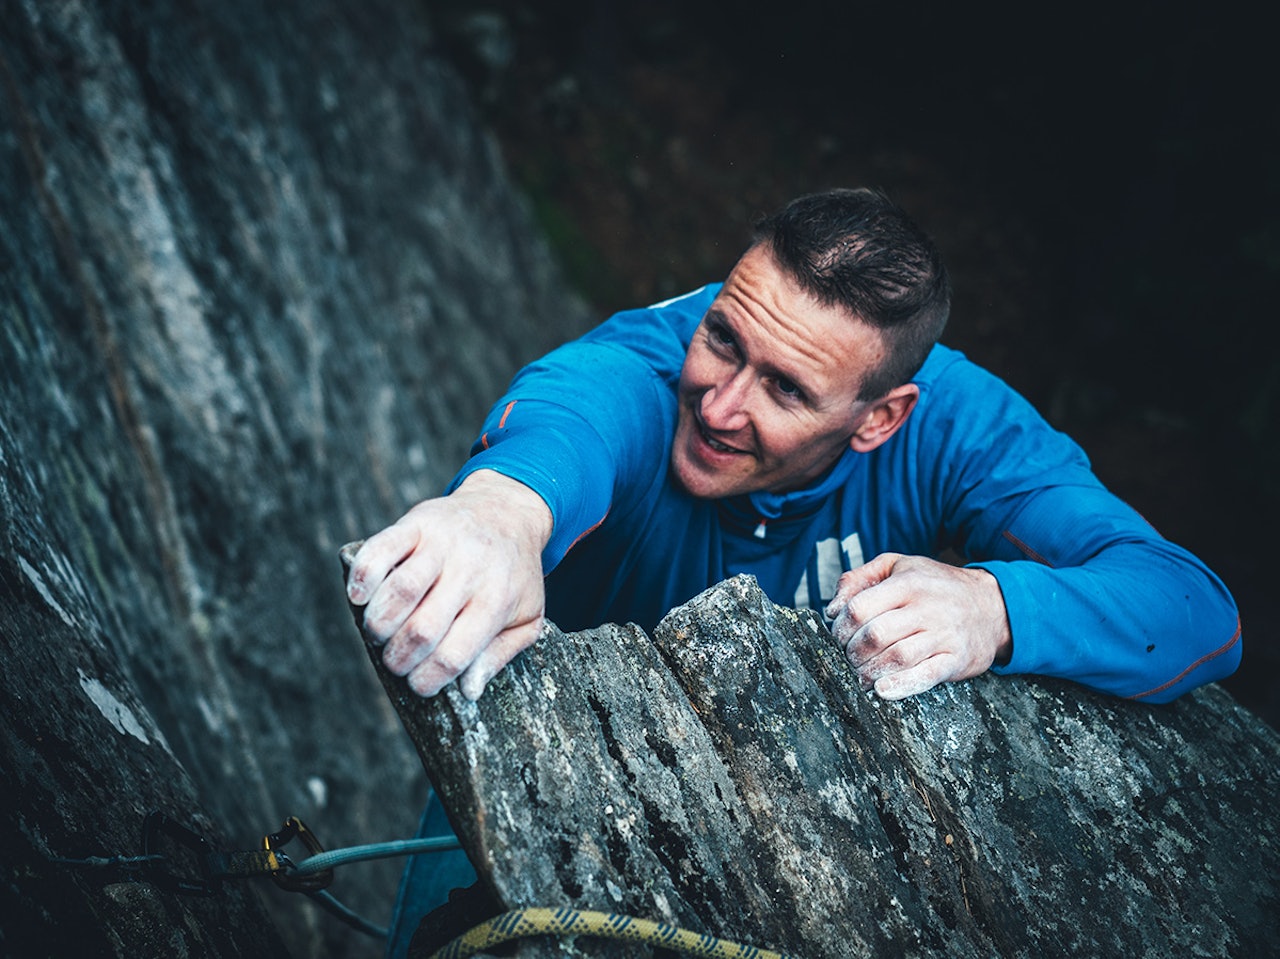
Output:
[56, 814, 795, 957]
[55, 813, 330, 894]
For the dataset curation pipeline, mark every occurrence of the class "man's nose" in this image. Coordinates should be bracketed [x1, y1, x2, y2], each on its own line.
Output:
[700, 370, 752, 432]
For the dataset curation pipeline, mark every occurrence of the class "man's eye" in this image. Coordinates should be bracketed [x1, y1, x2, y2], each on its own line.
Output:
[709, 325, 734, 347]
[706, 325, 739, 356]
[775, 378, 801, 398]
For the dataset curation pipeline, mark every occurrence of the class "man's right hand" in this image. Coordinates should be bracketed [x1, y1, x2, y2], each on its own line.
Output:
[345, 469, 553, 701]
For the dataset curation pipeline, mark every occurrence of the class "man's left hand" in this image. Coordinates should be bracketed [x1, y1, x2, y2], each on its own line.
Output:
[825, 553, 1012, 700]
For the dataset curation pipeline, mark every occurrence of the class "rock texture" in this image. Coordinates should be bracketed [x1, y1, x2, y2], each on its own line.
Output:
[1, 2, 587, 956]
[347, 570, 1280, 959]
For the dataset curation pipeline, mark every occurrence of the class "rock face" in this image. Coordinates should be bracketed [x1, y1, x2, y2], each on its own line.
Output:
[0, 2, 586, 956]
[349, 571, 1280, 959]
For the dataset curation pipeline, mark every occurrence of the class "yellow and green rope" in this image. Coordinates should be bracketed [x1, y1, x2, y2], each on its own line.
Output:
[429, 906, 793, 959]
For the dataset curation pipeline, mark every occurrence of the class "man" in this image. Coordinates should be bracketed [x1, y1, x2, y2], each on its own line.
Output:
[349, 187, 1241, 957]
[348, 187, 1241, 707]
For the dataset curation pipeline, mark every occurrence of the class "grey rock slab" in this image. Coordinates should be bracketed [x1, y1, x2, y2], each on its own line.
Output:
[347, 568, 1280, 958]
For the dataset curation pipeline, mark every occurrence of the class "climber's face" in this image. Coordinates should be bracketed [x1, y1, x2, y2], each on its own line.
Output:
[671, 243, 918, 500]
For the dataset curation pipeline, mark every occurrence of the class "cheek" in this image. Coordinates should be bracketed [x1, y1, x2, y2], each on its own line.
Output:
[761, 421, 845, 466]
[750, 413, 794, 459]
[677, 350, 714, 399]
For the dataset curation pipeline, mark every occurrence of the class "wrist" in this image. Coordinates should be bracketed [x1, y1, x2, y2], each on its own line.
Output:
[969, 566, 1013, 667]
[452, 469, 554, 551]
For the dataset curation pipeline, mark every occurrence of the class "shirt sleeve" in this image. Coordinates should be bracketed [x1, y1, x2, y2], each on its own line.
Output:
[919, 354, 1241, 703]
[447, 287, 711, 570]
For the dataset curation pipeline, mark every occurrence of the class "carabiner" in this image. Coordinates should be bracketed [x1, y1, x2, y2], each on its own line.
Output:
[263, 816, 334, 892]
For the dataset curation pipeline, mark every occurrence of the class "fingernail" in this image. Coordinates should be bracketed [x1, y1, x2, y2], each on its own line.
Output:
[873, 679, 900, 701]
[409, 676, 442, 699]
[460, 672, 489, 701]
[362, 613, 388, 647]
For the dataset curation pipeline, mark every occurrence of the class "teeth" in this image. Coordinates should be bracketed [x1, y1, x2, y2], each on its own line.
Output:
[705, 434, 737, 453]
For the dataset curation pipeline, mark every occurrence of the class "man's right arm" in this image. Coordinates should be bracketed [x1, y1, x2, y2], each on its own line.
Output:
[347, 287, 710, 699]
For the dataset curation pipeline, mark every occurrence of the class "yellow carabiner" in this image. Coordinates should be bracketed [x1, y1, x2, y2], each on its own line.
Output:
[263, 816, 334, 892]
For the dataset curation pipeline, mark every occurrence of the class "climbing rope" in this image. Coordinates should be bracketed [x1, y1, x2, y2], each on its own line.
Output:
[286, 834, 462, 876]
[429, 906, 794, 959]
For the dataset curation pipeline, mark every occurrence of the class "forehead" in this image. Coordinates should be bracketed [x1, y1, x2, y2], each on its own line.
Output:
[710, 245, 885, 399]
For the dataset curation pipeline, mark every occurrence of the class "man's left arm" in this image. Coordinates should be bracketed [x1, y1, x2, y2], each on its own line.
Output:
[827, 358, 1241, 703]
[829, 499, 1241, 703]
[970, 490, 1241, 703]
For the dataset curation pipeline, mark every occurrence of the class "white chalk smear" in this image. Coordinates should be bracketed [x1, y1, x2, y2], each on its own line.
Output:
[195, 693, 222, 733]
[19, 556, 76, 628]
[78, 669, 150, 744]
[307, 776, 328, 808]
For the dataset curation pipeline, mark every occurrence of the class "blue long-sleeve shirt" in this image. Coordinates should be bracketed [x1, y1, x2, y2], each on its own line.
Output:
[451, 284, 1241, 703]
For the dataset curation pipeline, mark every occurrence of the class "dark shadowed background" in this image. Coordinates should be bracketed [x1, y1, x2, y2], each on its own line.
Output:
[425, 0, 1277, 729]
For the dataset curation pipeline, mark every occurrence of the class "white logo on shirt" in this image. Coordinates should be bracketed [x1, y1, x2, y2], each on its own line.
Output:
[794, 533, 864, 622]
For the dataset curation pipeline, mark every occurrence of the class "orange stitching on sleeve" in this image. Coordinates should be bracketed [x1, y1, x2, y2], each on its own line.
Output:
[566, 513, 608, 553]
[479, 432, 490, 450]
[498, 401, 517, 428]
[1127, 618, 1243, 701]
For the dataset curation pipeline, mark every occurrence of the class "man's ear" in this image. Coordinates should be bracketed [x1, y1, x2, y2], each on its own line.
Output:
[848, 383, 920, 453]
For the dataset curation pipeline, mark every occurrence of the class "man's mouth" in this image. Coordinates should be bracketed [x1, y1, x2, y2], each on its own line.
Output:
[695, 416, 748, 455]
[703, 432, 741, 453]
